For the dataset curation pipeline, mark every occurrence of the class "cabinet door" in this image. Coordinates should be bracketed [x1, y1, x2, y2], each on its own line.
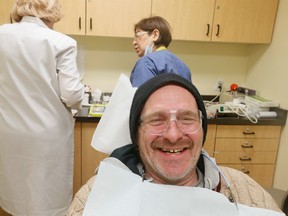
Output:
[152, 0, 215, 41]
[214, 151, 277, 164]
[73, 122, 82, 195]
[86, 0, 151, 37]
[212, 0, 279, 43]
[81, 123, 108, 184]
[0, 0, 14, 25]
[216, 125, 281, 139]
[54, 0, 85, 35]
[221, 164, 275, 187]
[215, 138, 279, 152]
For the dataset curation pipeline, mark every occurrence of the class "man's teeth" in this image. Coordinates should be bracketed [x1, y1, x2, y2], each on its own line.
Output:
[161, 148, 184, 153]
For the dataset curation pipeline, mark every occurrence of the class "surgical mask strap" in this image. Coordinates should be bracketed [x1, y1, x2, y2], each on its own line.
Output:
[144, 37, 154, 55]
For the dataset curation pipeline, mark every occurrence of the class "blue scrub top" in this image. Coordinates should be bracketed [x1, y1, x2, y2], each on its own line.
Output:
[130, 50, 192, 87]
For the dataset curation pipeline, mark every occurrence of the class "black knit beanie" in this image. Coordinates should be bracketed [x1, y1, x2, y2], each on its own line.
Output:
[129, 73, 207, 146]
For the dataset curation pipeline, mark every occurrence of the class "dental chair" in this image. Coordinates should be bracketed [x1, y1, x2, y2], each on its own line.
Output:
[265, 187, 288, 215]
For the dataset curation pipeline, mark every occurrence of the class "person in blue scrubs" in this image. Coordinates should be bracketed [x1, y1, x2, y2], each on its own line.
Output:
[130, 16, 192, 87]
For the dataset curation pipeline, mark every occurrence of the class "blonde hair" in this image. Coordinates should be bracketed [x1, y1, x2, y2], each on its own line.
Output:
[11, 0, 63, 23]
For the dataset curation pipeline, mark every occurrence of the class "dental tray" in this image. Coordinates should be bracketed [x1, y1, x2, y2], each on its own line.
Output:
[89, 104, 106, 117]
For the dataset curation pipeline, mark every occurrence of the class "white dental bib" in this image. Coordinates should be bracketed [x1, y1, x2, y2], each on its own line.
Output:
[83, 162, 284, 216]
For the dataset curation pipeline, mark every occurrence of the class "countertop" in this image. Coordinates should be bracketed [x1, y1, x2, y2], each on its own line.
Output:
[74, 106, 287, 126]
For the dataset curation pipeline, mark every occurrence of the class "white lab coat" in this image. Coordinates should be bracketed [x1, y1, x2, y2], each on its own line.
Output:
[0, 17, 84, 216]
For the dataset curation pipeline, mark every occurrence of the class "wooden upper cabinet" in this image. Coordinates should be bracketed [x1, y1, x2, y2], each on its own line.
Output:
[54, 0, 85, 35]
[152, 0, 278, 43]
[152, 0, 215, 41]
[55, 0, 151, 37]
[86, 0, 151, 37]
[0, 0, 14, 25]
[212, 0, 279, 43]
[53, 0, 278, 43]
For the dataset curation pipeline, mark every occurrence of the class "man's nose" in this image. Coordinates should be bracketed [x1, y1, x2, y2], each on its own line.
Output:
[162, 120, 184, 142]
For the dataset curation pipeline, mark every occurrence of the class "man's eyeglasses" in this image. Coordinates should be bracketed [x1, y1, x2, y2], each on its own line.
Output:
[140, 109, 202, 136]
[134, 31, 148, 40]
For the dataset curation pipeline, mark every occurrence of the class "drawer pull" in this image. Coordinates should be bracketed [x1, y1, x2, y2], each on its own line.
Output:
[239, 157, 251, 161]
[241, 144, 253, 148]
[243, 131, 255, 135]
[241, 167, 250, 174]
[243, 128, 255, 135]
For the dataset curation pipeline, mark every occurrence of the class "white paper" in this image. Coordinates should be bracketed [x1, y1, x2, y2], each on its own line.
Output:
[238, 205, 285, 216]
[139, 180, 237, 216]
[90, 74, 137, 154]
[83, 162, 285, 216]
[83, 162, 142, 216]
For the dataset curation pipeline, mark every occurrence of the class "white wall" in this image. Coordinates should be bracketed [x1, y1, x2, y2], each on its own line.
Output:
[246, 0, 288, 190]
[72, 36, 248, 94]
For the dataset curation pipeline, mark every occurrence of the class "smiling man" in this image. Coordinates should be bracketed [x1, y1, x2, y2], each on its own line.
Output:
[67, 73, 281, 215]
[133, 84, 204, 186]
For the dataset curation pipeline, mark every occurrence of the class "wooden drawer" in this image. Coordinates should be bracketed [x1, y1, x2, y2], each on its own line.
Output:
[215, 138, 279, 152]
[214, 151, 277, 164]
[203, 124, 216, 156]
[220, 164, 275, 187]
[216, 125, 281, 139]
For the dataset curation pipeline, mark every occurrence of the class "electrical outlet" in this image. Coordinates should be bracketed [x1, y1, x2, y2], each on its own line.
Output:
[214, 79, 223, 92]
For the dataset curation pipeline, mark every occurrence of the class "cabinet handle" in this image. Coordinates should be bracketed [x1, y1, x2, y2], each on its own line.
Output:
[239, 157, 251, 161]
[241, 144, 253, 148]
[242, 128, 255, 135]
[10, 14, 13, 23]
[241, 167, 250, 174]
[90, 18, 92, 30]
[78, 17, 81, 30]
[216, 24, 220, 36]
[206, 24, 210, 36]
[242, 131, 255, 135]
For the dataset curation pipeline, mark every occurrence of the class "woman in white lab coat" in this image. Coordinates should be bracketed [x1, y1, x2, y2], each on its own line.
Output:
[0, 0, 84, 215]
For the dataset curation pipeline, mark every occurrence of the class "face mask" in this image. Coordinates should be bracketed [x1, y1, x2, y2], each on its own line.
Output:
[144, 45, 153, 55]
[144, 37, 154, 55]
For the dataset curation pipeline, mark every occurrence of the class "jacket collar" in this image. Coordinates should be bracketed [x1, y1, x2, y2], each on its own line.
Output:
[21, 16, 48, 28]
